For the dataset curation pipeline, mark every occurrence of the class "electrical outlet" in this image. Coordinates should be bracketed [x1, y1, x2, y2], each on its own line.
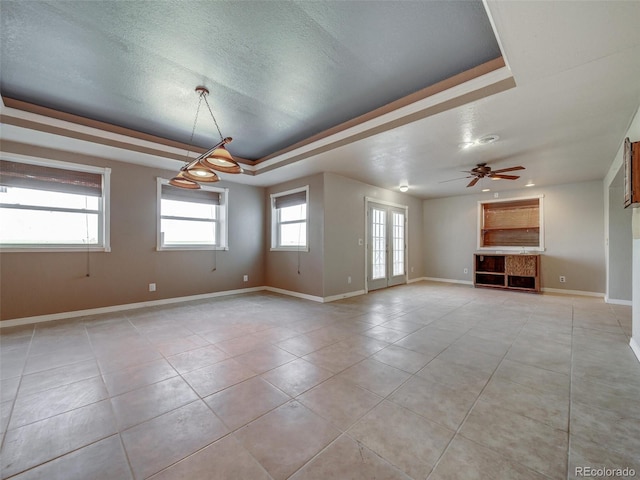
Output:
[347, 276, 352, 284]
[559, 276, 566, 283]
[358, 238, 363, 246]
[463, 268, 468, 274]
[494, 192, 499, 198]
[243, 275, 248, 282]
[149, 283, 156, 292]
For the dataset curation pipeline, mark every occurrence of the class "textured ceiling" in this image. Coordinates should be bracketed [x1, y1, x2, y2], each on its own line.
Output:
[0, 0, 500, 160]
[2, 1, 640, 199]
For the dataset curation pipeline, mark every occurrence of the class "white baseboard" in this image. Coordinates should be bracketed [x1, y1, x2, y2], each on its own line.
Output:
[323, 290, 366, 303]
[423, 277, 474, 286]
[408, 277, 428, 284]
[604, 296, 632, 306]
[541, 287, 604, 298]
[265, 286, 366, 304]
[263, 286, 324, 303]
[0, 286, 265, 328]
[630, 337, 640, 364]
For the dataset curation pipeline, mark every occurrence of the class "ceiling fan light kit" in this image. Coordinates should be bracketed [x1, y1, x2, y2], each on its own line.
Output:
[169, 86, 243, 189]
[458, 134, 499, 150]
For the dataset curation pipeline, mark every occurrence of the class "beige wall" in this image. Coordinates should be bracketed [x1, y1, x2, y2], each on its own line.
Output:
[424, 181, 606, 294]
[323, 173, 424, 297]
[264, 173, 325, 298]
[0, 142, 265, 321]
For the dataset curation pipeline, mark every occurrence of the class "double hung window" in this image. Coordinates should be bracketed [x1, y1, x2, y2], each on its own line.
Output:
[158, 179, 228, 250]
[0, 157, 110, 251]
[271, 186, 308, 250]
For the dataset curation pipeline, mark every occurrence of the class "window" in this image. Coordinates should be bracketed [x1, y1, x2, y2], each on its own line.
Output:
[157, 179, 228, 250]
[0, 157, 110, 251]
[271, 186, 308, 250]
[478, 195, 544, 251]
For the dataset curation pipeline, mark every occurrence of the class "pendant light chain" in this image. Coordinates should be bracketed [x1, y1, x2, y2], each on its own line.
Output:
[183, 93, 205, 164]
[201, 93, 225, 143]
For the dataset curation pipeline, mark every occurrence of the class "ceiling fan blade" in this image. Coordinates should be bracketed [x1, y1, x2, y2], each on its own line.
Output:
[467, 177, 480, 188]
[491, 174, 520, 180]
[438, 176, 472, 184]
[492, 166, 525, 174]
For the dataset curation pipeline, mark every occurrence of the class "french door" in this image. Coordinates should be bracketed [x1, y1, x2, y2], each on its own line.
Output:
[367, 202, 407, 291]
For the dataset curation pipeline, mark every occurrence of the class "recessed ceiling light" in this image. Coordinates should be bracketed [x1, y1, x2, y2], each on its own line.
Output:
[458, 134, 499, 149]
[482, 188, 491, 192]
[525, 182, 535, 187]
[399, 185, 409, 192]
[477, 134, 499, 145]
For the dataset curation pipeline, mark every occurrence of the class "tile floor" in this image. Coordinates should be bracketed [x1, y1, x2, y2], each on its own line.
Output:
[1, 281, 639, 479]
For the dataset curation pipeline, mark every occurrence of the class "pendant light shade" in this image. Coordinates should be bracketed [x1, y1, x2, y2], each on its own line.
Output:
[182, 164, 220, 183]
[169, 86, 242, 189]
[169, 172, 201, 189]
[201, 144, 244, 174]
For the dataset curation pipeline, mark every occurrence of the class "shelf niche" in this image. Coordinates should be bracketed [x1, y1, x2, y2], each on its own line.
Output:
[480, 198, 541, 248]
[474, 253, 540, 293]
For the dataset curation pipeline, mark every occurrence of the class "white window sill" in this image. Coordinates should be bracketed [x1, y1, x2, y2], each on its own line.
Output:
[0, 246, 111, 253]
[270, 246, 309, 252]
[157, 245, 229, 252]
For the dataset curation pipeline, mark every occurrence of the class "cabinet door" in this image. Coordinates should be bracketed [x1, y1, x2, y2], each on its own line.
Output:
[505, 255, 537, 276]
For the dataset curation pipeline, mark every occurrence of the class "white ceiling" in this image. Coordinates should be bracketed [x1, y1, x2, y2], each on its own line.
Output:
[2, 1, 640, 199]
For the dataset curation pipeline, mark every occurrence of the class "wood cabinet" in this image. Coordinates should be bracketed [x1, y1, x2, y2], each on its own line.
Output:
[474, 253, 541, 293]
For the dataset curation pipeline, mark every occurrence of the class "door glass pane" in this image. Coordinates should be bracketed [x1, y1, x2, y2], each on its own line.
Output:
[372, 208, 386, 279]
[393, 211, 405, 276]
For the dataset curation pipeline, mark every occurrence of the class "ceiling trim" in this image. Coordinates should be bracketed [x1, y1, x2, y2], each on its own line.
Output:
[256, 57, 506, 166]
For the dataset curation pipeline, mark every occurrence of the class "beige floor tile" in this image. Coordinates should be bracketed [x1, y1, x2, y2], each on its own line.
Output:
[303, 344, 366, 373]
[205, 376, 290, 430]
[1, 400, 117, 478]
[10, 434, 132, 480]
[149, 435, 271, 480]
[166, 345, 229, 374]
[460, 400, 568, 480]
[10, 376, 108, 429]
[111, 376, 198, 429]
[348, 400, 454, 479]
[121, 400, 228, 480]
[389, 376, 479, 430]
[568, 434, 640, 480]
[331, 333, 389, 356]
[371, 345, 434, 373]
[96, 347, 164, 374]
[435, 344, 503, 374]
[1, 377, 20, 403]
[569, 402, 640, 458]
[1, 400, 12, 434]
[214, 335, 269, 356]
[261, 358, 334, 397]
[154, 335, 210, 357]
[571, 376, 640, 420]
[23, 348, 95, 376]
[102, 358, 178, 397]
[235, 401, 340, 480]
[17, 359, 100, 398]
[478, 377, 569, 431]
[337, 358, 411, 397]
[493, 358, 570, 396]
[182, 358, 255, 397]
[298, 377, 382, 430]
[234, 344, 298, 374]
[290, 434, 412, 480]
[276, 333, 334, 356]
[430, 435, 548, 480]
[361, 325, 410, 343]
[416, 357, 492, 394]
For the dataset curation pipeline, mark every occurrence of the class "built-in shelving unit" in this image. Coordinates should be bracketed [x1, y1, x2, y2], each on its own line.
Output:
[474, 253, 541, 293]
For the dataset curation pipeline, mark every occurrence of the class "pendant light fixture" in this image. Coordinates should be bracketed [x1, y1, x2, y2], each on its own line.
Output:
[169, 86, 243, 189]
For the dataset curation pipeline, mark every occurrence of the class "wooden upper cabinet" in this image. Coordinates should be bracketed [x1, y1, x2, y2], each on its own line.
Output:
[479, 196, 543, 250]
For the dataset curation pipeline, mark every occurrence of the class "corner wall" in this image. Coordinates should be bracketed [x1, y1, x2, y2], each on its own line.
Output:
[0, 142, 265, 321]
[423, 181, 606, 294]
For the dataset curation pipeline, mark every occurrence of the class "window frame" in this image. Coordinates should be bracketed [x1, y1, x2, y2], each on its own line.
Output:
[156, 178, 228, 251]
[0, 154, 111, 252]
[270, 185, 309, 252]
[477, 195, 545, 252]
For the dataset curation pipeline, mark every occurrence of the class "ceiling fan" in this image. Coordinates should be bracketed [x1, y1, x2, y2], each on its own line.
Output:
[442, 163, 525, 187]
